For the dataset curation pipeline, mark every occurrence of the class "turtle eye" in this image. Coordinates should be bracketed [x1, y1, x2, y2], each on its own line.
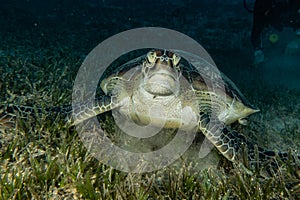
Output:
[146, 51, 157, 64]
[172, 54, 181, 69]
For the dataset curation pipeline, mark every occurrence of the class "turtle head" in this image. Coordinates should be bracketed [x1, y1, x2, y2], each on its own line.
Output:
[142, 49, 182, 96]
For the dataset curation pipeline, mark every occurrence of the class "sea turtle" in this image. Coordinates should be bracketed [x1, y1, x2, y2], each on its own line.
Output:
[1, 49, 299, 174]
[69, 49, 300, 173]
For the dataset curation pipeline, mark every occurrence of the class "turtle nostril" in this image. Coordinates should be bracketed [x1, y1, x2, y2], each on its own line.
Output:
[160, 56, 169, 62]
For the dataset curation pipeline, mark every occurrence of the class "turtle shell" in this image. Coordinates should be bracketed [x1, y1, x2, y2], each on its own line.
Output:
[100, 49, 259, 125]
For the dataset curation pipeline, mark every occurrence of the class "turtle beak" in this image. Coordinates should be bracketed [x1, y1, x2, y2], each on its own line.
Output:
[143, 49, 182, 80]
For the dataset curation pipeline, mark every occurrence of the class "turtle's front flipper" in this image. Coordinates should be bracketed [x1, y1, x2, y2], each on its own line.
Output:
[198, 113, 300, 175]
[70, 75, 132, 124]
[72, 95, 118, 125]
[0, 104, 72, 129]
[0, 95, 118, 128]
[0, 105, 33, 129]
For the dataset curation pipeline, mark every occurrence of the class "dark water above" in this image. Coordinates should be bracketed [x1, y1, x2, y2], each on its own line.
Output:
[1, 0, 299, 88]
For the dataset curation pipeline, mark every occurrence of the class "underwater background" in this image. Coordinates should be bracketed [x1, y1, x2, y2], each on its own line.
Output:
[0, 0, 300, 199]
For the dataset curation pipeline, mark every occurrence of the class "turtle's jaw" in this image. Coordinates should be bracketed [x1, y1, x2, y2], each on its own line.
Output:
[142, 72, 180, 96]
[141, 49, 182, 96]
